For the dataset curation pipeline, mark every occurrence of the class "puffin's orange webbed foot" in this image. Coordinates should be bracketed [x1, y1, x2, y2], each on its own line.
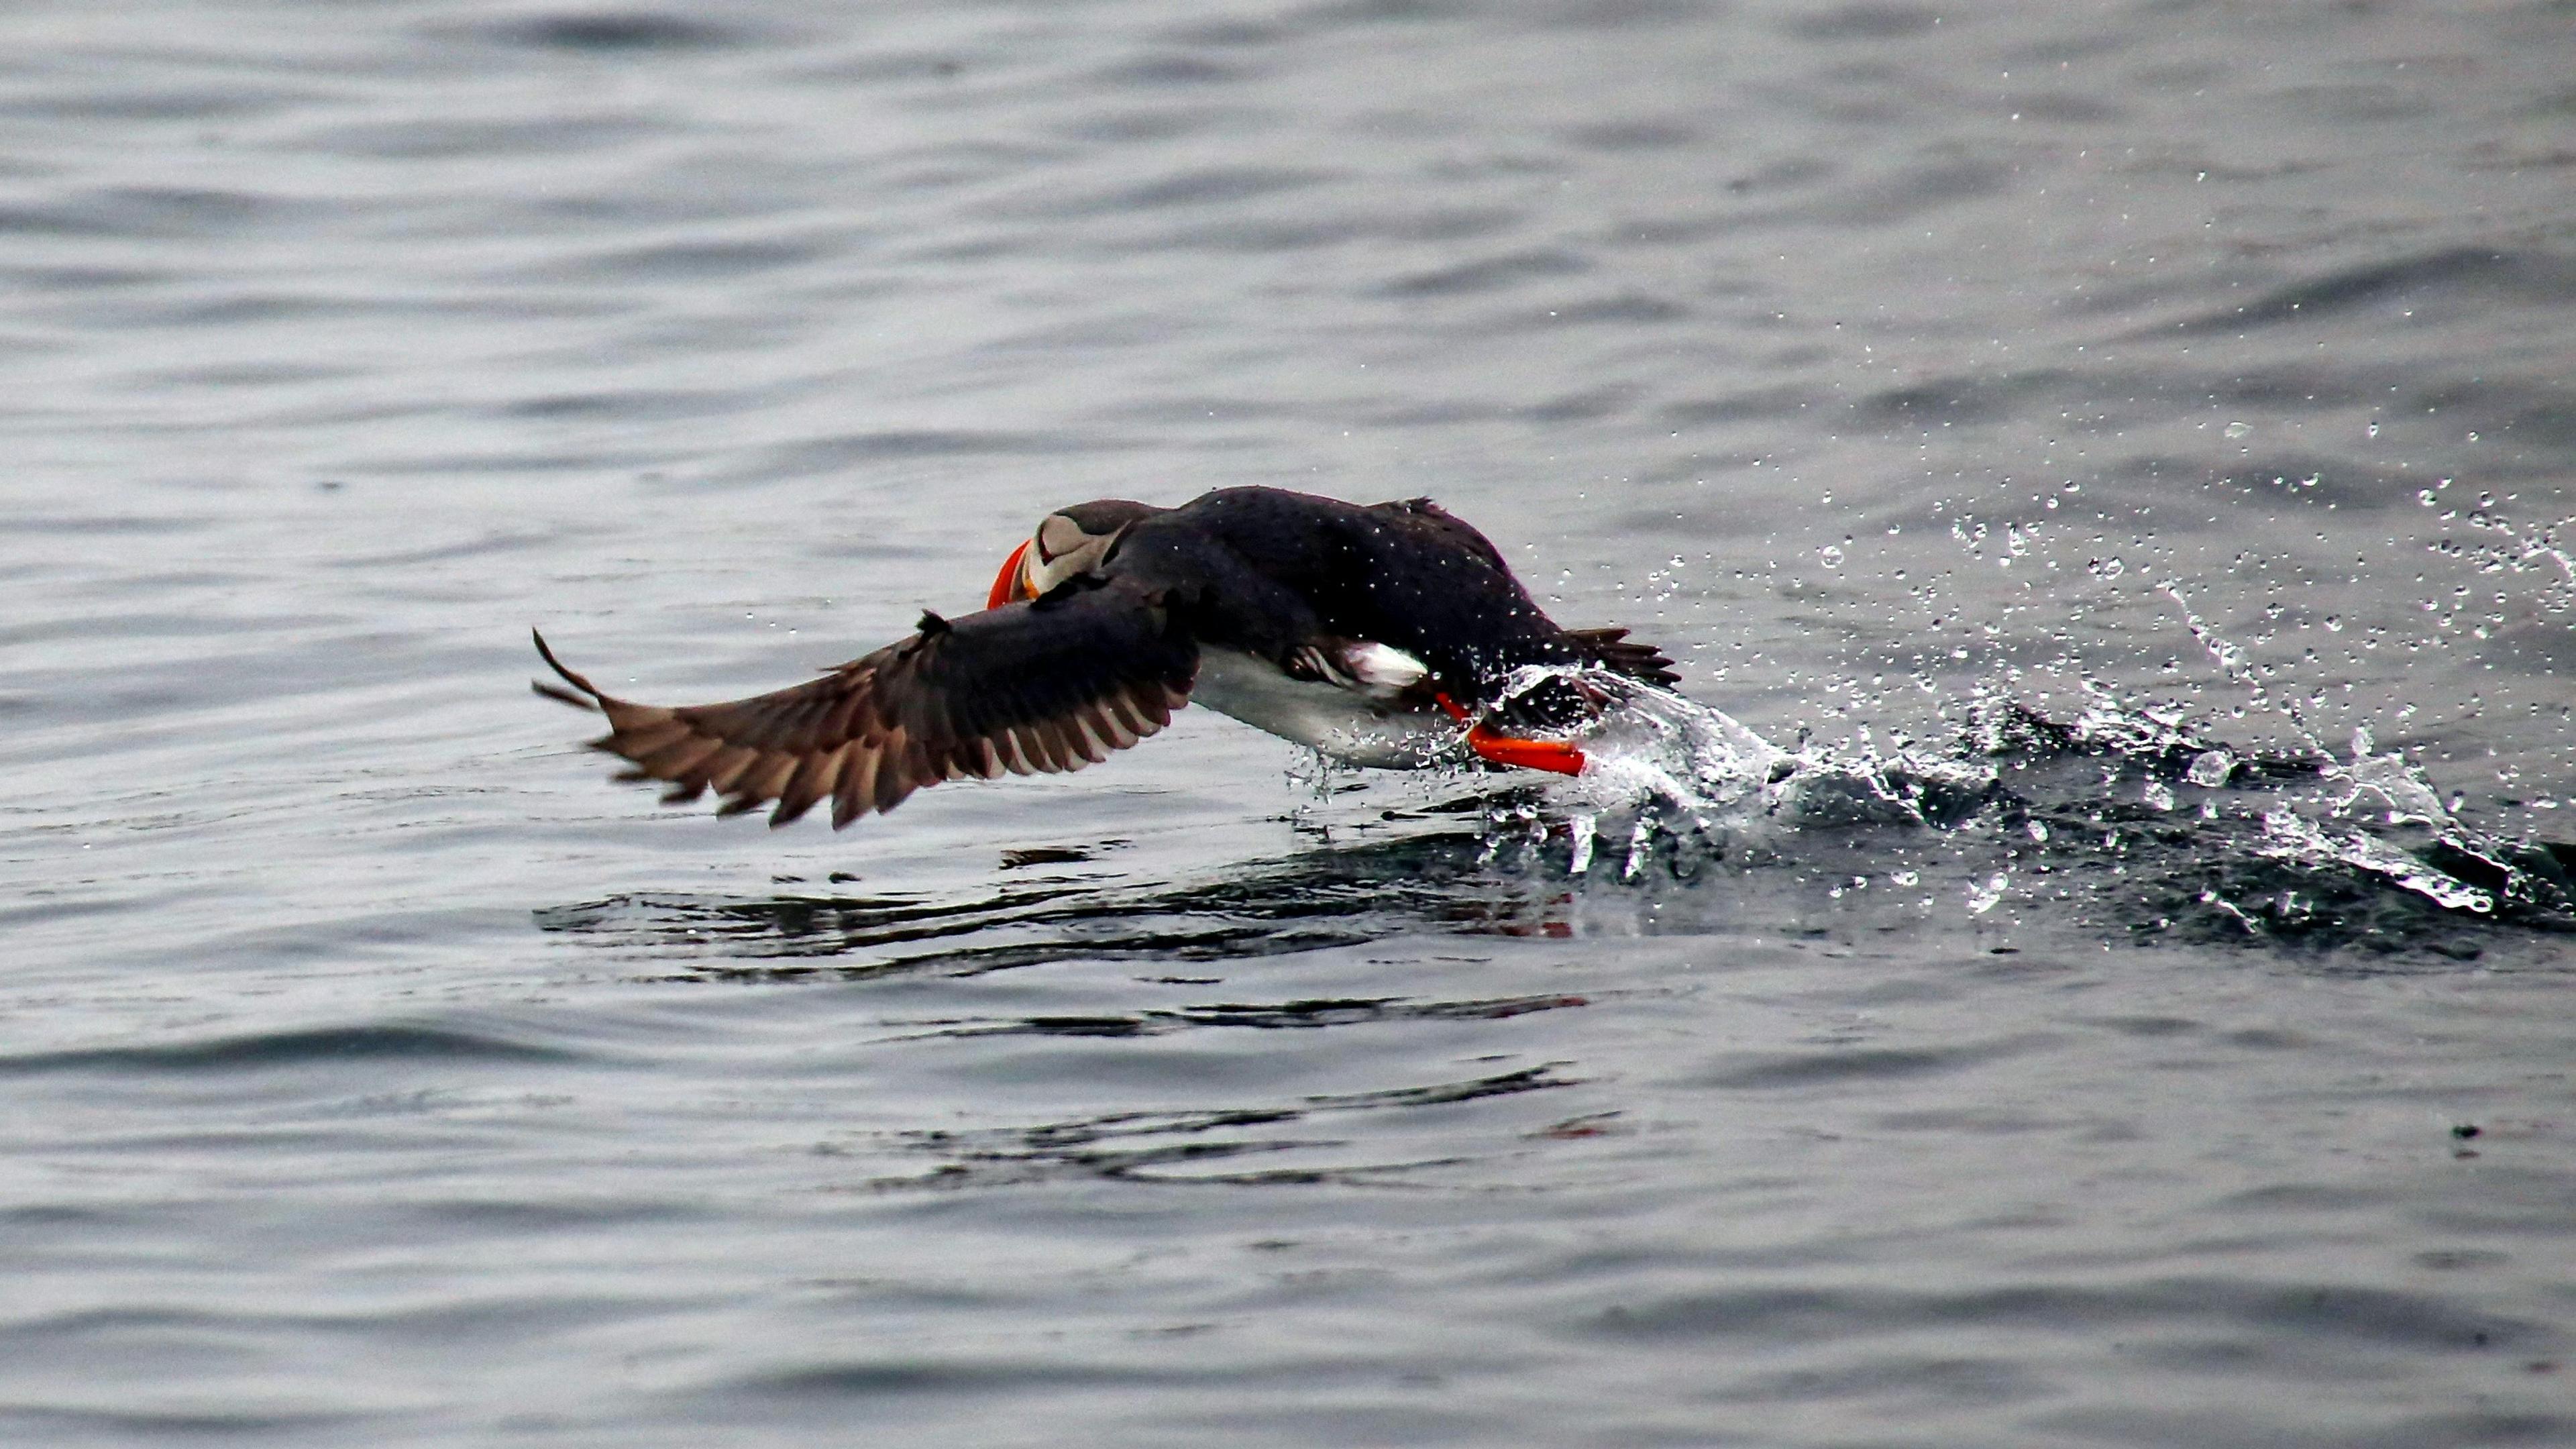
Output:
[1436, 693, 1589, 776]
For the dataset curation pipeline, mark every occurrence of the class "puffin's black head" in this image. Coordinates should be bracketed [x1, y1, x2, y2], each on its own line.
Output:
[987, 498, 1160, 607]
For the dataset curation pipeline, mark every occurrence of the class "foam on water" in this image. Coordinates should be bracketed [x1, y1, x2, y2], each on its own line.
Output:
[1485, 665, 2575, 943]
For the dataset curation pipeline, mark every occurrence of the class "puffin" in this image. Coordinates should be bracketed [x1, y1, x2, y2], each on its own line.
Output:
[533, 486, 1677, 828]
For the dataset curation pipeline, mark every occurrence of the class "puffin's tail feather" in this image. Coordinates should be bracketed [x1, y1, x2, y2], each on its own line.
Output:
[1566, 627, 1679, 688]
[531, 628, 605, 712]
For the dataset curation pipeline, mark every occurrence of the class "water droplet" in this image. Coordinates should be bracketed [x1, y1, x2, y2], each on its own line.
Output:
[2224, 421, 2251, 439]
[1967, 873, 2010, 915]
[1567, 816, 1598, 874]
[2186, 749, 2236, 788]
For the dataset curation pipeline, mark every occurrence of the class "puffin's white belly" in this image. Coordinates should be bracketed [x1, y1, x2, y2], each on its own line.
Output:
[1189, 649, 1461, 769]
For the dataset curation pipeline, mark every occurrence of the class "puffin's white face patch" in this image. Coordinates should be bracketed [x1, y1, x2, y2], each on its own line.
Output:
[1035, 513, 1085, 564]
[1026, 512, 1118, 594]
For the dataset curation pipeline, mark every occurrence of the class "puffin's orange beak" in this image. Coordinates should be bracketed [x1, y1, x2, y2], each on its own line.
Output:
[986, 540, 1032, 609]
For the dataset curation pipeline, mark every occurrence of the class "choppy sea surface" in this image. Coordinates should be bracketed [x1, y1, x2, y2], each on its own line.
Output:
[5, 2, 2573, 1444]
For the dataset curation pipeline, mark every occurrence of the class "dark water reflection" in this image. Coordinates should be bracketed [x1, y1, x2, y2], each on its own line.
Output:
[537, 825, 1571, 976]
[5, 0, 2575, 1444]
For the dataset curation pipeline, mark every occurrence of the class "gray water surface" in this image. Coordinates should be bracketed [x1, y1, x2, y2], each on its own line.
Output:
[5, 2, 2574, 1445]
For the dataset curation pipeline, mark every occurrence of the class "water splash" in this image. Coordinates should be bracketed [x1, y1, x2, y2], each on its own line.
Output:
[2253, 808, 2493, 915]
[1491, 666, 2001, 843]
[2186, 749, 2237, 788]
[1469, 664, 2574, 948]
[2326, 727, 2449, 825]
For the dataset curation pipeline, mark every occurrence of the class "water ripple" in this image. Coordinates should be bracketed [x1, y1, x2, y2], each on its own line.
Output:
[0, 1023, 590, 1077]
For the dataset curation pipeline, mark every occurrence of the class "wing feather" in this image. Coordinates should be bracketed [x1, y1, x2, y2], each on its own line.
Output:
[771, 745, 845, 826]
[532, 581, 1196, 829]
[1563, 625, 1680, 688]
[873, 729, 918, 815]
[831, 746, 880, 828]
[635, 733, 724, 778]
[700, 745, 761, 795]
[997, 727, 1037, 777]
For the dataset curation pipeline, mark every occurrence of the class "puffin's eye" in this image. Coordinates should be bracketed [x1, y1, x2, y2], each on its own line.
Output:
[1035, 514, 1085, 564]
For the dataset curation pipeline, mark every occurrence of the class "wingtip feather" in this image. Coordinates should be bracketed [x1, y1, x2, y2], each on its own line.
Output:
[531, 628, 611, 710]
[542, 589, 1192, 832]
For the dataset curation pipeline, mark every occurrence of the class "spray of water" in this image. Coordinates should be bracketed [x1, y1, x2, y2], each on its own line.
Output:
[1472, 661, 2574, 942]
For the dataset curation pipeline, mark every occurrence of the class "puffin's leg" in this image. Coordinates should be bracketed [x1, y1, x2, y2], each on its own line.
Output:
[1435, 694, 1587, 776]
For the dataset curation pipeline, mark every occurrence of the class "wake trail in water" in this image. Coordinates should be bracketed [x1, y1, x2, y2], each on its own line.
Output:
[1482, 665, 2576, 945]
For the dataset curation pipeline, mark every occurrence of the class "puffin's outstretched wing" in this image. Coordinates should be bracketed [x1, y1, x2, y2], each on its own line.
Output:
[533, 584, 1196, 828]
